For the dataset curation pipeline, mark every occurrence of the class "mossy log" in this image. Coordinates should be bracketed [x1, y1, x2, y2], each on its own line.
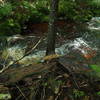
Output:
[0, 63, 55, 85]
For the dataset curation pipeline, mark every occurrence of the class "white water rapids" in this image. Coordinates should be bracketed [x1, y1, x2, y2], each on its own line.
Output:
[0, 17, 100, 66]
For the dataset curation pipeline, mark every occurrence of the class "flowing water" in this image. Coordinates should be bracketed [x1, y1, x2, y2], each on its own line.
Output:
[0, 17, 100, 68]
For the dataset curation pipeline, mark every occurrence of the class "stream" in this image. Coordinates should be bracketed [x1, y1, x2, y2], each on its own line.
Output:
[0, 17, 100, 68]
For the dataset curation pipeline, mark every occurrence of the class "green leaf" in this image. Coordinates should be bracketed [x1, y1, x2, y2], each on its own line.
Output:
[90, 65, 100, 77]
[73, 89, 85, 98]
[97, 91, 100, 96]
[0, 93, 11, 100]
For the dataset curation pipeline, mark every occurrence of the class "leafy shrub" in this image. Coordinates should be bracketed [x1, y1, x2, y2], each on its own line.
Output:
[0, 19, 21, 36]
[0, 1, 34, 35]
[0, 2, 17, 36]
[0, 2, 12, 20]
[58, 0, 93, 22]
[0, 0, 50, 36]
[0, 0, 99, 36]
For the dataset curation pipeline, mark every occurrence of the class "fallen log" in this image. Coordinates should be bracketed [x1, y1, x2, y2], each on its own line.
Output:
[58, 55, 92, 73]
[0, 63, 55, 85]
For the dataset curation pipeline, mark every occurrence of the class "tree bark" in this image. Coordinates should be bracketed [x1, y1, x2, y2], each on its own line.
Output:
[46, 0, 59, 55]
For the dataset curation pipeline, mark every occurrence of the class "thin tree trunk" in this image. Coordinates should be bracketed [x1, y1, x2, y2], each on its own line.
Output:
[46, 0, 59, 55]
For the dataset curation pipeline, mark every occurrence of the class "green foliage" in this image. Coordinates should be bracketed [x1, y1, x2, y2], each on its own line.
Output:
[90, 65, 100, 77]
[0, 2, 12, 20]
[0, 19, 21, 36]
[58, 0, 93, 22]
[0, 93, 11, 100]
[97, 91, 100, 96]
[0, 2, 21, 36]
[13, 1, 32, 24]
[73, 89, 85, 98]
[92, 0, 100, 6]
[0, 0, 50, 35]
[30, 0, 50, 23]
[87, 0, 100, 16]
[59, 0, 76, 18]
[0, 0, 100, 35]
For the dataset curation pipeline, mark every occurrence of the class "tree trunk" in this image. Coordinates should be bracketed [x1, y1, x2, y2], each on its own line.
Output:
[46, 0, 59, 55]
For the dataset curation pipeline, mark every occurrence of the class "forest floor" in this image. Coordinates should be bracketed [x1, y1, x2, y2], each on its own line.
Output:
[0, 21, 100, 100]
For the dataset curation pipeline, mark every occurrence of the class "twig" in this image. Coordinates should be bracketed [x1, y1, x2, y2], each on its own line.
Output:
[42, 86, 46, 100]
[55, 90, 62, 100]
[15, 84, 29, 100]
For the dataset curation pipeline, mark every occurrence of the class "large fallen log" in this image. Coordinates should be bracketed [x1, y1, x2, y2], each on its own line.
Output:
[58, 55, 93, 73]
[0, 63, 55, 85]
